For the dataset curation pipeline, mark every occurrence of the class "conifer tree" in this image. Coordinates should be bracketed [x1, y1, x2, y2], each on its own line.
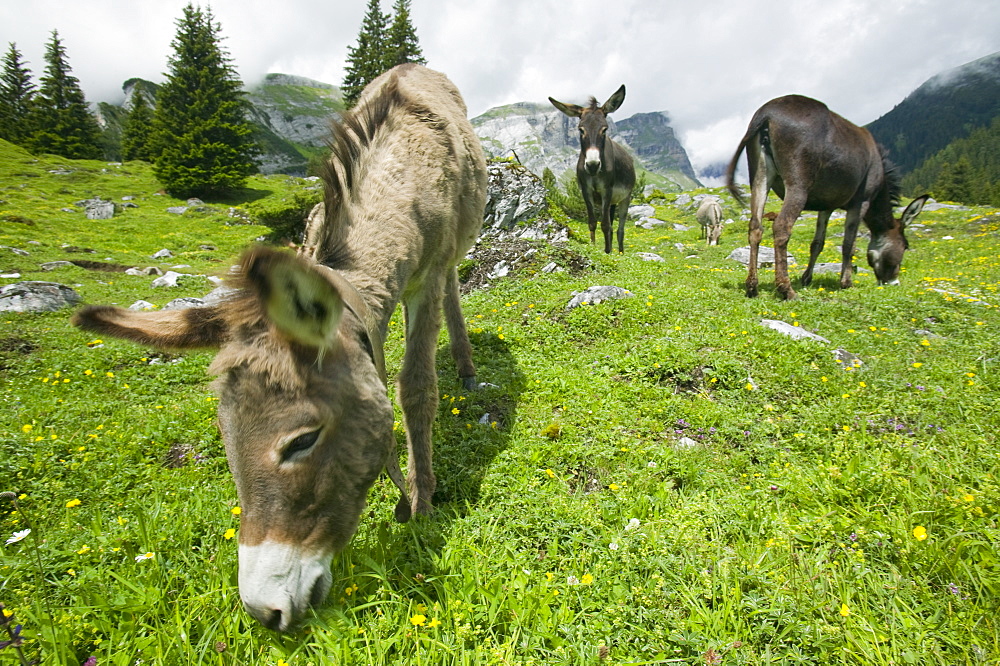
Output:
[342, 0, 390, 108]
[121, 90, 155, 162]
[28, 31, 102, 159]
[384, 0, 426, 68]
[152, 3, 258, 197]
[0, 42, 35, 146]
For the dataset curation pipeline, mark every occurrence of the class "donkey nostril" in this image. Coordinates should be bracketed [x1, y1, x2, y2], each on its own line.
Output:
[309, 576, 328, 607]
[262, 608, 283, 632]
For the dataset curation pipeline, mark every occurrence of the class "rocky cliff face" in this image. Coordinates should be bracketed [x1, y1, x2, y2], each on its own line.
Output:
[471, 102, 700, 191]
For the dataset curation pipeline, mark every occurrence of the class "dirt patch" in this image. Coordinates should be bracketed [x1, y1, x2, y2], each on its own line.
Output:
[0, 336, 37, 354]
[69, 259, 132, 273]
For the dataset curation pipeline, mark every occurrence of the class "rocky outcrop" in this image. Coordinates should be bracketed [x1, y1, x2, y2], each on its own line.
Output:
[0, 281, 81, 313]
[615, 112, 698, 184]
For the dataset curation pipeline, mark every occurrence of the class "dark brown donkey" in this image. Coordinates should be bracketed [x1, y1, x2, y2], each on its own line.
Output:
[550, 86, 636, 253]
[725, 94, 928, 299]
[72, 64, 487, 632]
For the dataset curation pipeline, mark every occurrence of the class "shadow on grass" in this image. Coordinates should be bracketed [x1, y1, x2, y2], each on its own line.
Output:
[321, 331, 526, 621]
[204, 186, 273, 206]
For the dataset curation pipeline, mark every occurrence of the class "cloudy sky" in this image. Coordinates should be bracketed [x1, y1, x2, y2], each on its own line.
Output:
[2, 0, 997, 176]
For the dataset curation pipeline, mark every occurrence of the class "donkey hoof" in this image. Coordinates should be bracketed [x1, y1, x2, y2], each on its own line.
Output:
[394, 498, 412, 523]
[461, 375, 479, 391]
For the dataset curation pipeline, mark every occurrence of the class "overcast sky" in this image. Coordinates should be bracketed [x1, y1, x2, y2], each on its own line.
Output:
[2, 0, 997, 175]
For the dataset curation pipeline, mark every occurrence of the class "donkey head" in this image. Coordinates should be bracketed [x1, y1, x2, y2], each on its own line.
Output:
[550, 85, 626, 175]
[865, 195, 928, 285]
[72, 247, 397, 632]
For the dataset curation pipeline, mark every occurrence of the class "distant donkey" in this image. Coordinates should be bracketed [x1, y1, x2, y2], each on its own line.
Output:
[725, 94, 928, 300]
[72, 64, 487, 632]
[696, 197, 723, 245]
[550, 85, 636, 253]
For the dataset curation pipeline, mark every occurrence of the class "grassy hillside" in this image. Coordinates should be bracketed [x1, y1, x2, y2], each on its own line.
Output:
[1, 141, 999, 664]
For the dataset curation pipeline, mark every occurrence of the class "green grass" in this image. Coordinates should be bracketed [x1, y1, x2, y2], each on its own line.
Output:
[1, 139, 999, 664]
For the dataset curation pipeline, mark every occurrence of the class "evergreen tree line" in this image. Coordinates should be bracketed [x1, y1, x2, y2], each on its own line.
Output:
[342, 0, 426, 108]
[0, 5, 260, 197]
[903, 115, 1000, 207]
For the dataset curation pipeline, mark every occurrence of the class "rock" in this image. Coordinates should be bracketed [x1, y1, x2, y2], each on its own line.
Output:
[832, 348, 863, 368]
[203, 286, 238, 304]
[125, 266, 163, 276]
[152, 249, 173, 259]
[541, 262, 561, 273]
[811, 262, 847, 275]
[672, 223, 691, 231]
[1, 273, 21, 279]
[122, 195, 135, 201]
[673, 194, 692, 207]
[628, 204, 655, 219]
[151, 271, 189, 288]
[164, 297, 206, 310]
[673, 243, 685, 253]
[479, 161, 568, 244]
[637, 218, 665, 229]
[40, 261, 75, 271]
[567, 285, 633, 309]
[487, 261, 511, 279]
[727, 246, 797, 267]
[129, 300, 156, 310]
[167, 206, 188, 215]
[0, 281, 81, 312]
[674, 436, 699, 450]
[637, 252, 665, 262]
[198, 244, 217, 251]
[2, 245, 30, 257]
[760, 319, 830, 344]
[82, 199, 115, 220]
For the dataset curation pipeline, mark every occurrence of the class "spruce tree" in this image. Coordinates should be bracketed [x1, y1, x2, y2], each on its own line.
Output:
[342, 0, 390, 108]
[385, 0, 426, 68]
[152, 3, 258, 197]
[28, 31, 102, 159]
[0, 42, 35, 146]
[121, 90, 155, 162]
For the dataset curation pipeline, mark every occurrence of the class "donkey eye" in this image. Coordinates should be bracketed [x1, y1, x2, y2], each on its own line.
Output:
[282, 430, 321, 461]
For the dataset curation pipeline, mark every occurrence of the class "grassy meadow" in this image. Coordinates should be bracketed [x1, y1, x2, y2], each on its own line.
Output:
[1, 138, 999, 665]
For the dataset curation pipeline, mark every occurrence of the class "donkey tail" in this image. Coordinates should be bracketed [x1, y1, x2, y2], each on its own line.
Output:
[725, 114, 769, 208]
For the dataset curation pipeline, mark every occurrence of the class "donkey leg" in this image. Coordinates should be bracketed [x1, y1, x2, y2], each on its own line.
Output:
[601, 201, 614, 254]
[839, 206, 863, 289]
[398, 284, 445, 516]
[584, 195, 598, 245]
[745, 152, 769, 298]
[772, 196, 805, 300]
[443, 266, 477, 390]
[615, 201, 627, 253]
[801, 210, 831, 287]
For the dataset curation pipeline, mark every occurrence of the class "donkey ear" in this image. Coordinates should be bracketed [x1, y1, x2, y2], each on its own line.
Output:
[601, 85, 626, 115]
[899, 194, 929, 229]
[549, 97, 583, 118]
[241, 247, 344, 351]
[72, 304, 229, 349]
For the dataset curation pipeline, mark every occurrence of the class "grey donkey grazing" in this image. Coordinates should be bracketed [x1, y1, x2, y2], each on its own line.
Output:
[72, 64, 487, 631]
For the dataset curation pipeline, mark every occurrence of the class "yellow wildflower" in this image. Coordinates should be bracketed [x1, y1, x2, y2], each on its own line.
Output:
[913, 526, 928, 541]
[65, 498, 81, 508]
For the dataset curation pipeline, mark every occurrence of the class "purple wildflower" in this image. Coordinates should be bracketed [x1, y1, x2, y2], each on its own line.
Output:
[83, 657, 98, 666]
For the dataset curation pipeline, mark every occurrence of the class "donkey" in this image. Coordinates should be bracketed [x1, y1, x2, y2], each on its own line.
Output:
[725, 94, 928, 300]
[696, 197, 723, 245]
[550, 86, 636, 253]
[72, 64, 487, 632]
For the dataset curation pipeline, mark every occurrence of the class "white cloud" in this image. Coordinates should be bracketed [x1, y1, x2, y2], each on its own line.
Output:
[1, 0, 997, 177]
